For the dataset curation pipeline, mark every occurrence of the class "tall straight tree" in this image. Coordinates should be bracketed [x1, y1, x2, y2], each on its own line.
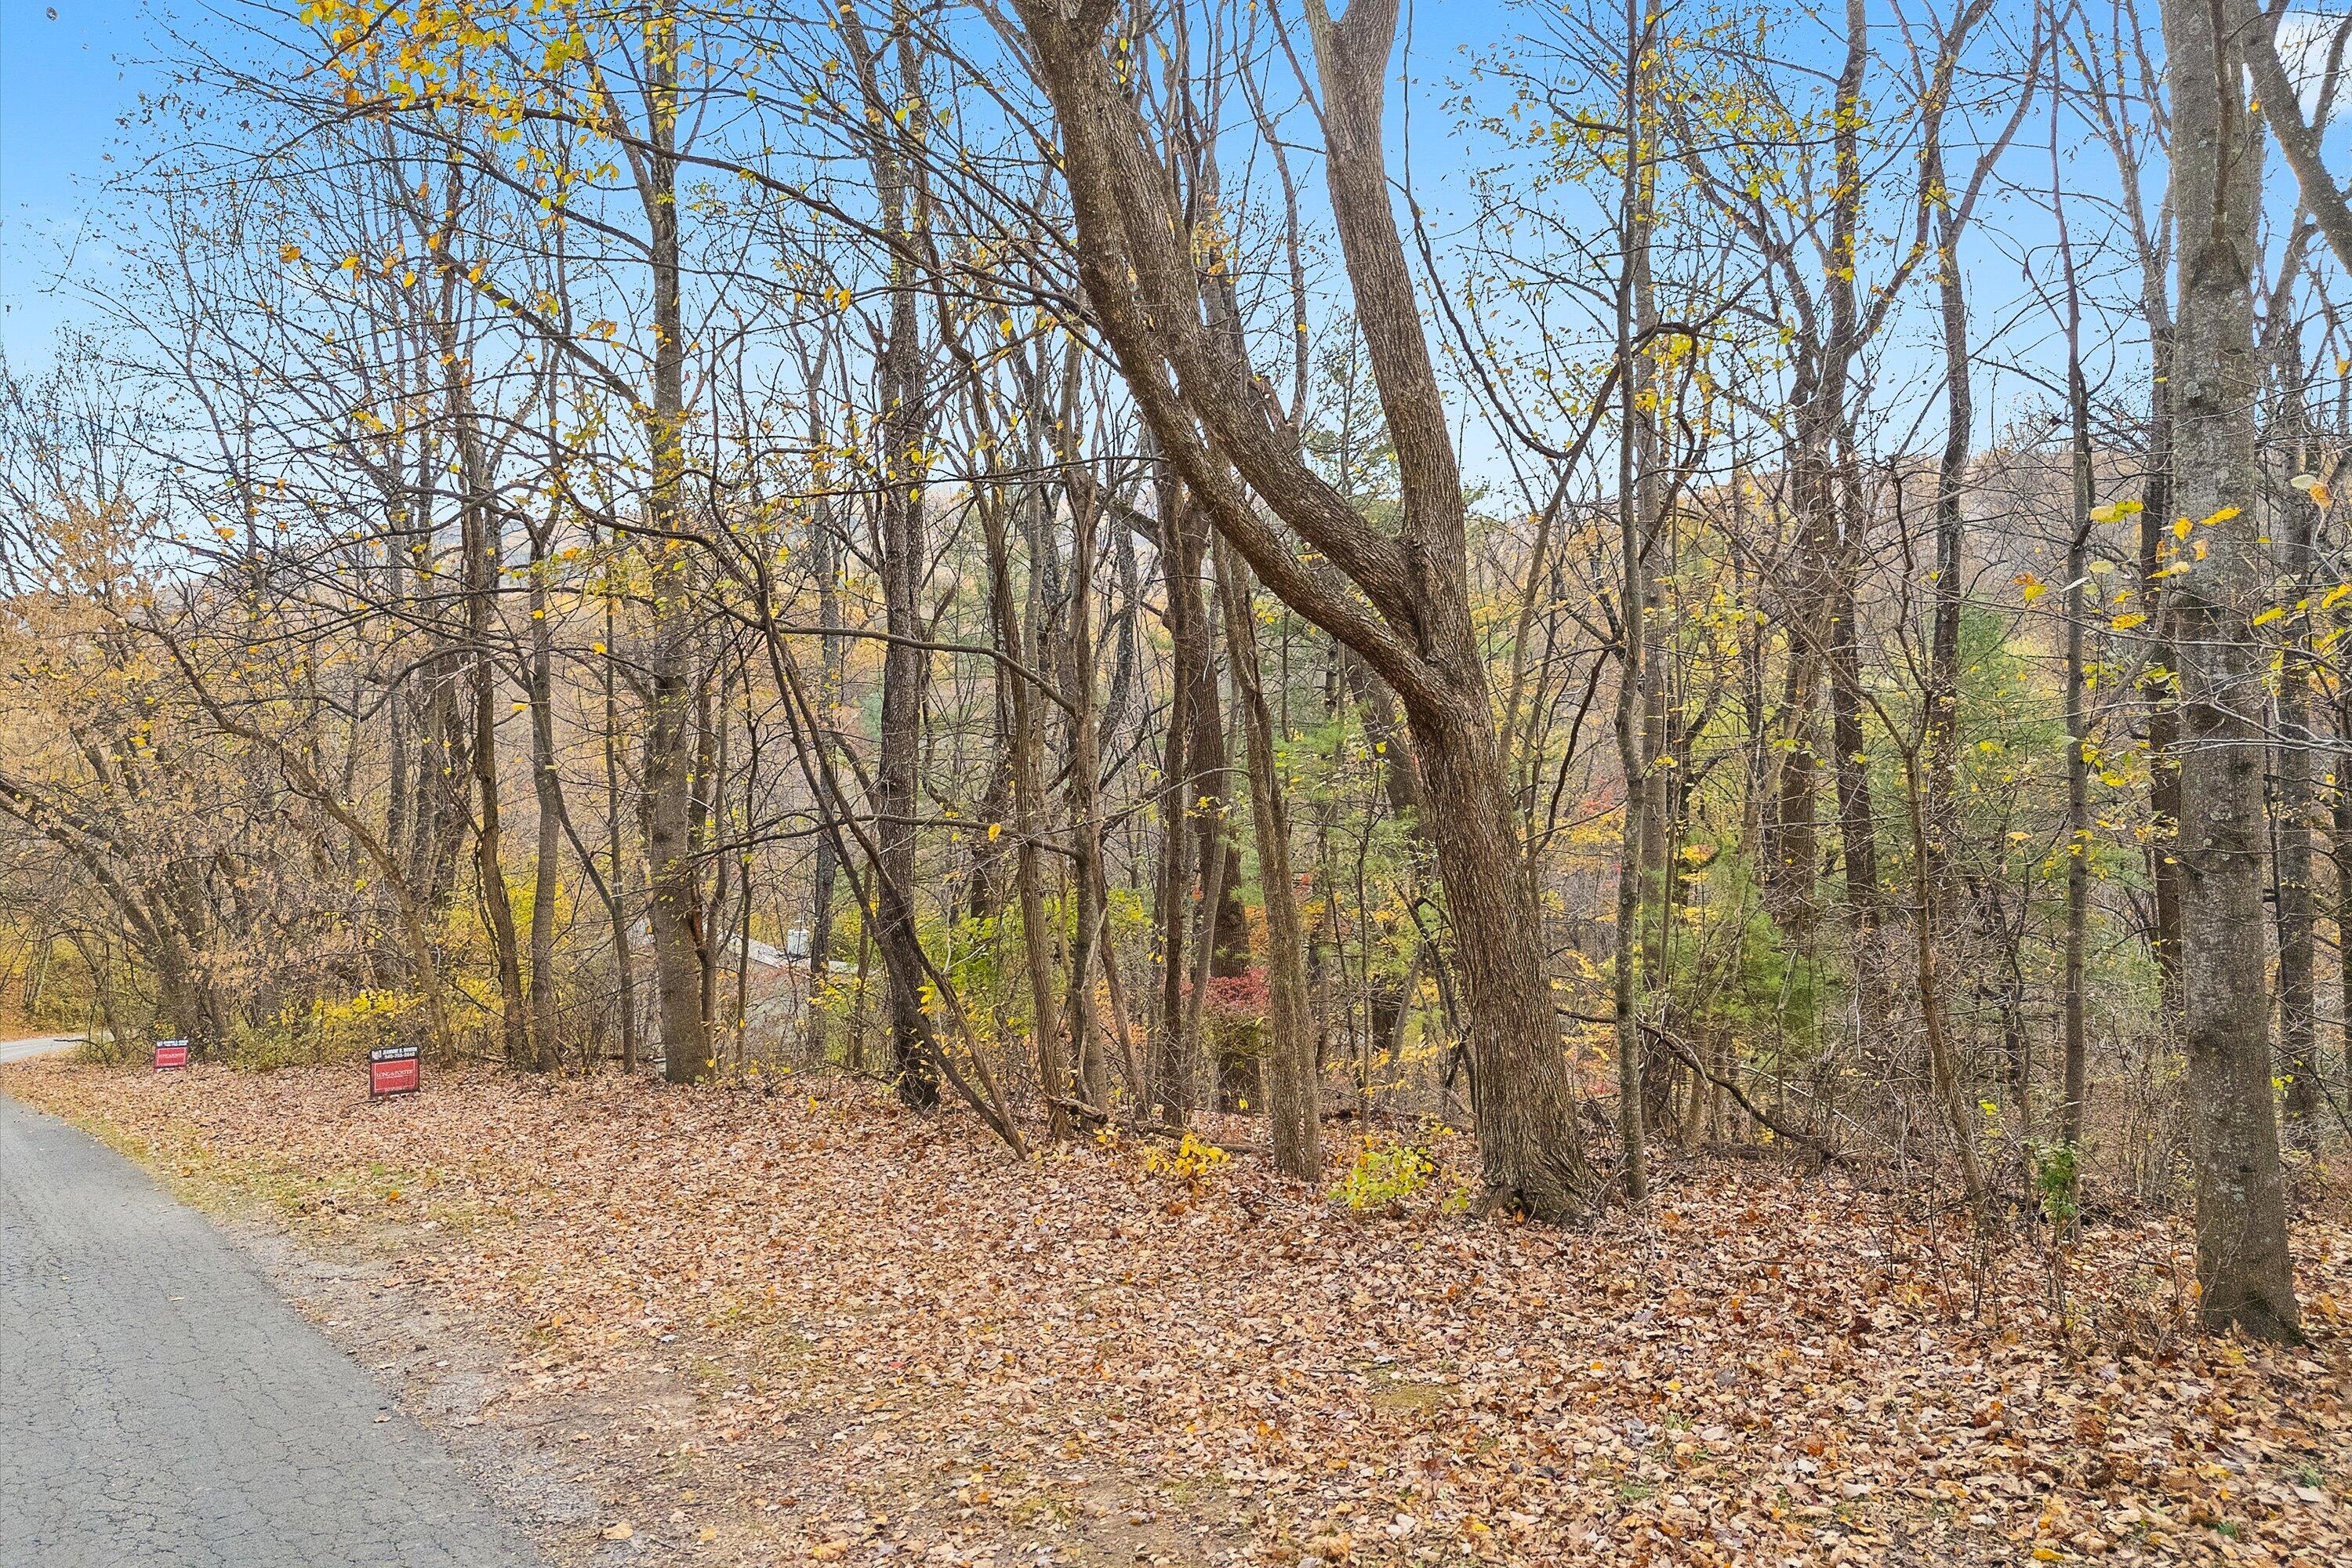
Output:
[2159, 0, 2301, 1340]
[840, 11, 941, 1109]
[1215, 535, 1320, 1180]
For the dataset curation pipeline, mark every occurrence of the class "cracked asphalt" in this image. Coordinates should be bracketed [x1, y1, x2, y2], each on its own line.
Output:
[0, 1085, 546, 1567]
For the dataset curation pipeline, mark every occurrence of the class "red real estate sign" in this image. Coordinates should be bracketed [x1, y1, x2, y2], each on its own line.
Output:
[153, 1040, 189, 1071]
[368, 1044, 421, 1100]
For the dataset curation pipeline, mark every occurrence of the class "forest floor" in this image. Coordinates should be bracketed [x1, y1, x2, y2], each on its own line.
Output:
[2, 1059, 2348, 1568]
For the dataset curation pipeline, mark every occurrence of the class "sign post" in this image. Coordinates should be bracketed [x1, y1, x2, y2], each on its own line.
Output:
[368, 1044, 422, 1100]
[152, 1039, 189, 1071]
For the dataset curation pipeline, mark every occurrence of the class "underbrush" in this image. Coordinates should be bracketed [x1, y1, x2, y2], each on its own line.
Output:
[228, 989, 419, 1069]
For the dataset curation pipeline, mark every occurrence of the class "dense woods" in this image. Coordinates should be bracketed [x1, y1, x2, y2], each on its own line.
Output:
[8, 0, 2352, 1346]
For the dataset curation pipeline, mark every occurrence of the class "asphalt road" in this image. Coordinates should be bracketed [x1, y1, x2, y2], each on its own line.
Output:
[0, 1033, 81, 1065]
[0, 1089, 546, 1566]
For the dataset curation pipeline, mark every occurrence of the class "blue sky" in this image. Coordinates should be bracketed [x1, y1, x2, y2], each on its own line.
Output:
[0, 0, 1529, 357]
[0, 0, 2096, 505]
[2, 0, 164, 360]
[0, 0, 2223, 457]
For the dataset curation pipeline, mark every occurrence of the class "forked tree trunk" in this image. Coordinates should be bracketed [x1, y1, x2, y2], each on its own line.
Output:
[1016, 0, 1594, 1218]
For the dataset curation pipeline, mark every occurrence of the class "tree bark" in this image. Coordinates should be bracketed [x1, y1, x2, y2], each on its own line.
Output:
[2161, 0, 2302, 1340]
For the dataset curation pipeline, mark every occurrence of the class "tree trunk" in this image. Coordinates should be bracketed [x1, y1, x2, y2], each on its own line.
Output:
[526, 522, 564, 1070]
[2141, 325, 2186, 1013]
[455, 400, 527, 1068]
[1217, 538, 1321, 1179]
[1061, 485, 1112, 1111]
[982, 482, 1070, 1137]
[2269, 245, 2321, 1142]
[641, 1, 710, 1084]
[602, 554, 640, 1074]
[2336, 695, 2352, 1114]
[1151, 494, 1214, 1125]
[808, 441, 843, 1058]
[849, 16, 938, 1111]
[2059, 175, 2094, 1152]
[1611, 0, 1653, 1203]
[2162, 0, 2302, 1340]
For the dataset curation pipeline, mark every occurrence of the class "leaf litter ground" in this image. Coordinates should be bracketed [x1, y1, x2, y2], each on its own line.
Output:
[4, 1060, 2347, 1567]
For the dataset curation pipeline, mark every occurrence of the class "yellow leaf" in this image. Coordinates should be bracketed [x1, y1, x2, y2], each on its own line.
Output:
[2199, 506, 2241, 526]
[2089, 499, 2143, 524]
[2111, 613, 2146, 630]
[2172, 516, 2193, 539]
[2253, 606, 2286, 626]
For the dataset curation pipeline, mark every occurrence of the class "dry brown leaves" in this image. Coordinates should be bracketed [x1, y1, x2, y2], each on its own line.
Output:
[5, 1058, 2347, 1568]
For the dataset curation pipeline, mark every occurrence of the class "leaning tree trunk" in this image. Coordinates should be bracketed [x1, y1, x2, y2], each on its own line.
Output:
[2161, 0, 2302, 1341]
